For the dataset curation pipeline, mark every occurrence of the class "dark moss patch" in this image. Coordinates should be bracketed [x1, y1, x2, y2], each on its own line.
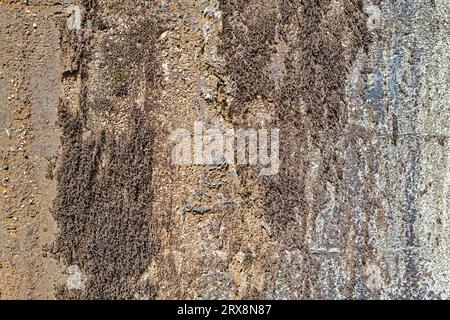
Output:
[218, 0, 278, 116]
[219, 0, 370, 231]
[218, 0, 372, 297]
[53, 105, 158, 300]
[52, 4, 164, 300]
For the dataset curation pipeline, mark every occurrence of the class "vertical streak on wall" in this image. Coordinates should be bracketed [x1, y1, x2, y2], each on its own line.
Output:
[348, 0, 450, 299]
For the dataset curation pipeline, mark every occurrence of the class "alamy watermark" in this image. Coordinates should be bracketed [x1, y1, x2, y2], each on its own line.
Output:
[170, 121, 280, 176]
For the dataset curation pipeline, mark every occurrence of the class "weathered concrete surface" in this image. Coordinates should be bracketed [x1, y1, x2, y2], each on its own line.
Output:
[0, 1, 65, 299]
[0, 0, 449, 299]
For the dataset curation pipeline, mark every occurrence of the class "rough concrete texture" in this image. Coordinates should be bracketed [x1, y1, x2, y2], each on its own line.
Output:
[0, 0, 449, 300]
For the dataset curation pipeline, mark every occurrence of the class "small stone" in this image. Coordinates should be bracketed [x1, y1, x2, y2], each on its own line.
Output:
[186, 204, 211, 214]
[160, 31, 169, 40]
[261, 219, 272, 237]
[235, 251, 246, 264]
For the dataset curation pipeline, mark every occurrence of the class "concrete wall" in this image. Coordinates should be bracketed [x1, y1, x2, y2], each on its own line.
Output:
[0, 0, 448, 299]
